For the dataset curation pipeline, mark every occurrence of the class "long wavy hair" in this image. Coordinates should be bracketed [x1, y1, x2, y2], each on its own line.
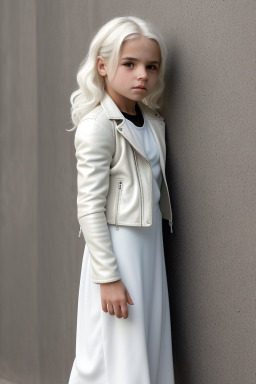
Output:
[67, 16, 167, 132]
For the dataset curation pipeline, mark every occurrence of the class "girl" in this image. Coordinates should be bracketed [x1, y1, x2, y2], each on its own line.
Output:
[67, 15, 175, 384]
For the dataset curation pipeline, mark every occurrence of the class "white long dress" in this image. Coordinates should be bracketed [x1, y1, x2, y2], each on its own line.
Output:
[68, 117, 175, 384]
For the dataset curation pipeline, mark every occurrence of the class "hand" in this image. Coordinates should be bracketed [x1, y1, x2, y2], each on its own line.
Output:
[100, 279, 134, 319]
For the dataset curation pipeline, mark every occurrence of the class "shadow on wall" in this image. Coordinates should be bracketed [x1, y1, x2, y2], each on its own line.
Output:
[162, 43, 192, 383]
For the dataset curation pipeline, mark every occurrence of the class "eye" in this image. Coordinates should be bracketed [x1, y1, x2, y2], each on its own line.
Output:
[147, 65, 158, 70]
[123, 62, 134, 68]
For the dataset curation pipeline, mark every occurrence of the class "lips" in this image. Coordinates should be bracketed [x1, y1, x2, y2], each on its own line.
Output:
[133, 85, 147, 90]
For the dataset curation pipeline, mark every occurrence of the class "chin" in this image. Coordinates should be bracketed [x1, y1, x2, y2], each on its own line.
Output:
[131, 94, 146, 101]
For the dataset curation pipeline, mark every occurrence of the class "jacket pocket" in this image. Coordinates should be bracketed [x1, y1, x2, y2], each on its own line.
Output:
[115, 178, 124, 230]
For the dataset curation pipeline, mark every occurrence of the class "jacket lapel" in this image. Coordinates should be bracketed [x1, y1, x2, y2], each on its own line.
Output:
[100, 92, 165, 169]
[143, 115, 166, 180]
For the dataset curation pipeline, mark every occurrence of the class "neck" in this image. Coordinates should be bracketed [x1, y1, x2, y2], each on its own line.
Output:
[104, 88, 137, 115]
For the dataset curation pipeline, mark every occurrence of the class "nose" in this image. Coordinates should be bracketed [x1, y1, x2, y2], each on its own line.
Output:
[136, 66, 148, 80]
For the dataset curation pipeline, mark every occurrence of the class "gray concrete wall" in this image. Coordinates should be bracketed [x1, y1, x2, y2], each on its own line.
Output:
[0, 1, 40, 383]
[0, 1, 255, 383]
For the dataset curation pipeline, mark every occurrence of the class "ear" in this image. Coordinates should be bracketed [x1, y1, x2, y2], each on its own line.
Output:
[97, 56, 107, 77]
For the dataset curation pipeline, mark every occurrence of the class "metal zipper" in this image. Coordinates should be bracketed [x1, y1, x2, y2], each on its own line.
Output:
[169, 219, 173, 233]
[115, 179, 123, 230]
[132, 147, 143, 226]
[116, 123, 172, 232]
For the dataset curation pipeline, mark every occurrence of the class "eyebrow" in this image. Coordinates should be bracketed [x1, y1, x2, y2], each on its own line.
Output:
[120, 57, 160, 65]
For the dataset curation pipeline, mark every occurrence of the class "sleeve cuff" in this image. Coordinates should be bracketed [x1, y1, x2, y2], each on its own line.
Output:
[79, 212, 121, 284]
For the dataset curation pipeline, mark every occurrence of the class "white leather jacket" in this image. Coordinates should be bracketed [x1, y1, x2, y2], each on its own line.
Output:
[74, 91, 173, 284]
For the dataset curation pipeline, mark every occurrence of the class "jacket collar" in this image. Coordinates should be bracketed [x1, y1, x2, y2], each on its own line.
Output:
[100, 91, 165, 173]
[100, 91, 163, 122]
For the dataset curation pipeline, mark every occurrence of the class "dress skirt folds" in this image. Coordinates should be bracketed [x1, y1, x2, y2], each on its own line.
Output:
[68, 118, 175, 384]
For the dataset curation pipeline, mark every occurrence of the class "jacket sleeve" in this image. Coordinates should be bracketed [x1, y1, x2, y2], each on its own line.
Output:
[74, 117, 121, 284]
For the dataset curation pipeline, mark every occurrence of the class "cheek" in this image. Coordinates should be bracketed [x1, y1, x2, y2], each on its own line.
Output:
[121, 70, 131, 80]
[114, 70, 128, 83]
[151, 72, 159, 84]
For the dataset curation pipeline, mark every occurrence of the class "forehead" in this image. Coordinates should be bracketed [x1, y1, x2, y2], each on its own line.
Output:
[120, 36, 161, 61]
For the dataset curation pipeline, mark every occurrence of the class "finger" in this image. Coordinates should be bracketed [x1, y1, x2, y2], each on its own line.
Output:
[113, 303, 123, 319]
[126, 289, 134, 305]
[108, 303, 114, 316]
[102, 301, 108, 313]
[120, 302, 129, 319]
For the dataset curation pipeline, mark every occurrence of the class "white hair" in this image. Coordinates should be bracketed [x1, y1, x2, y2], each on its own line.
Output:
[67, 16, 167, 132]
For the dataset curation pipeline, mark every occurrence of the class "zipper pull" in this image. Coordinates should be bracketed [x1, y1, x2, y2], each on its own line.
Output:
[116, 180, 122, 230]
[169, 219, 173, 234]
[78, 226, 82, 237]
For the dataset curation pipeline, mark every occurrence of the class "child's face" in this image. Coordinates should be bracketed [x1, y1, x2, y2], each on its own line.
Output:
[97, 36, 161, 113]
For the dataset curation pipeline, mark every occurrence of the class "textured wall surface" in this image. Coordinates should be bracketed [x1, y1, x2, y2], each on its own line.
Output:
[0, 1, 40, 383]
[0, 1, 255, 383]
